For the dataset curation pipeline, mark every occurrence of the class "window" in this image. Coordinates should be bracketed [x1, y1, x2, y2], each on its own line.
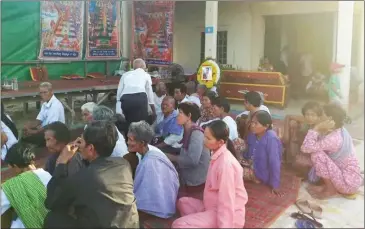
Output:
[200, 31, 228, 64]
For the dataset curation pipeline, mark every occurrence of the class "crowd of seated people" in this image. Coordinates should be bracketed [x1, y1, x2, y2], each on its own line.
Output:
[1, 74, 363, 228]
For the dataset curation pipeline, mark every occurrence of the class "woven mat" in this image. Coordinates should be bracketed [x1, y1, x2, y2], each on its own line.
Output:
[142, 169, 301, 229]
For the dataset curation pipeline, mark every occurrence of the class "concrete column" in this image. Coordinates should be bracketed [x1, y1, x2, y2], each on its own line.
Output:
[204, 1, 218, 59]
[122, 1, 130, 58]
[357, 7, 364, 93]
[335, 1, 354, 111]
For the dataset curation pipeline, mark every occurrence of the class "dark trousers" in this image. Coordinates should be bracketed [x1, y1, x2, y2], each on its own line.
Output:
[22, 129, 45, 147]
[44, 212, 78, 228]
[121, 93, 149, 134]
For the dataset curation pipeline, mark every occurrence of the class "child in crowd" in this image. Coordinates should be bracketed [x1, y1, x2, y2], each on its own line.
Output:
[172, 120, 247, 228]
[283, 101, 323, 172]
[241, 111, 284, 196]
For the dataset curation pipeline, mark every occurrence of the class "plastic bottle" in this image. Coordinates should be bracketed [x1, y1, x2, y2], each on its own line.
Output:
[13, 77, 18, 90]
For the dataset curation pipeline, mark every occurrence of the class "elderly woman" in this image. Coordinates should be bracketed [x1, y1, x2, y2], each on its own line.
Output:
[2, 143, 51, 228]
[80, 102, 97, 124]
[301, 104, 363, 199]
[166, 103, 210, 195]
[154, 96, 183, 154]
[128, 121, 179, 222]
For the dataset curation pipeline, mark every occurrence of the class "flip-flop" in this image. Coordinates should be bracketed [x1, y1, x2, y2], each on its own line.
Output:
[295, 219, 316, 229]
[296, 199, 323, 219]
[291, 212, 323, 228]
[342, 193, 358, 200]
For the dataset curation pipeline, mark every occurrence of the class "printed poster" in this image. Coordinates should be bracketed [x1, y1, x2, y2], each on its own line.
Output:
[39, 1, 84, 60]
[133, 1, 174, 65]
[86, 0, 121, 59]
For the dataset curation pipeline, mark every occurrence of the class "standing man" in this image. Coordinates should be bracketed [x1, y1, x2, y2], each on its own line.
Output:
[22, 82, 65, 147]
[116, 58, 156, 133]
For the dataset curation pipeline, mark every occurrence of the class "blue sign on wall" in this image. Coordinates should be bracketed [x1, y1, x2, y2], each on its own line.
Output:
[205, 26, 214, 34]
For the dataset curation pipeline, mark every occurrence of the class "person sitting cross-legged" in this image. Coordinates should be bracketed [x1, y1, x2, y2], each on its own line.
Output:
[22, 82, 65, 147]
[154, 96, 183, 154]
[44, 121, 139, 228]
[128, 121, 179, 223]
[1, 143, 52, 229]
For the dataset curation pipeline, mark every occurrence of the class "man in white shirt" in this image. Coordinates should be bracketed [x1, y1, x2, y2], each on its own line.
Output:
[173, 83, 188, 106]
[151, 82, 167, 127]
[116, 58, 156, 133]
[22, 82, 65, 147]
[236, 91, 271, 119]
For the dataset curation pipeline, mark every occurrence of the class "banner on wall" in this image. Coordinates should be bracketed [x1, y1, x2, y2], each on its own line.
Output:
[86, 0, 121, 59]
[132, 1, 174, 65]
[39, 1, 84, 60]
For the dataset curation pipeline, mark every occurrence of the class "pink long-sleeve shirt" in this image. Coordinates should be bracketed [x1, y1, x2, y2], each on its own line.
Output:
[203, 144, 248, 228]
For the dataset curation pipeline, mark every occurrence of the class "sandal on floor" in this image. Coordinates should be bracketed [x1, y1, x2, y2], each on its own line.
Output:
[295, 199, 323, 219]
[295, 219, 316, 228]
[290, 212, 323, 228]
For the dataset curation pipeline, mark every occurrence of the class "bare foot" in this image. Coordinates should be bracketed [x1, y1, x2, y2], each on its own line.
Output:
[311, 187, 338, 200]
[307, 184, 324, 196]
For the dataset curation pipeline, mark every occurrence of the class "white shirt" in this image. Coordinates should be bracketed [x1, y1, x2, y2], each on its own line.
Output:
[186, 94, 201, 107]
[1, 117, 18, 161]
[164, 131, 183, 149]
[222, 116, 239, 140]
[236, 105, 271, 118]
[36, 95, 65, 127]
[116, 69, 154, 115]
[1, 168, 52, 228]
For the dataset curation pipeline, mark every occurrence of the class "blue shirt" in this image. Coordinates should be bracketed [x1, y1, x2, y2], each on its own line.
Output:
[36, 95, 65, 127]
[245, 130, 282, 189]
[134, 145, 179, 218]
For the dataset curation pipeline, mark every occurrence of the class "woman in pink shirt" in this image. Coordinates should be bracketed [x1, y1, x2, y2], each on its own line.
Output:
[172, 120, 248, 228]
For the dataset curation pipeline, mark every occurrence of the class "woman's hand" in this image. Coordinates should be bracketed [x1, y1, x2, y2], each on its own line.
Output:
[271, 188, 285, 197]
[314, 120, 335, 134]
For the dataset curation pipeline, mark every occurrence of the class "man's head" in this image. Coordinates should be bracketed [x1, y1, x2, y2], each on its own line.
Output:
[162, 96, 175, 117]
[133, 58, 147, 70]
[79, 121, 117, 161]
[44, 122, 71, 154]
[197, 84, 207, 97]
[174, 84, 187, 102]
[39, 82, 54, 102]
[243, 91, 262, 111]
[92, 105, 115, 122]
[127, 121, 154, 154]
[155, 82, 167, 96]
[81, 102, 97, 123]
[185, 81, 196, 96]
[211, 97, 230, 118]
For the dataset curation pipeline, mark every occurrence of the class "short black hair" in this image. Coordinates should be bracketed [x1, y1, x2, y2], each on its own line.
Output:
[244, 91, 262, 107]
[175, 83, 187, 94]
[178, 102, 201, 123]
[322, 104, 348, 129]
[83, 121, 117, 157]
[211, 97, 230, 113]
[301, 101, 323, 116]
[5, 143, 36, 168]
[44, 121, 71, 144]
[203, 90, 217, 101]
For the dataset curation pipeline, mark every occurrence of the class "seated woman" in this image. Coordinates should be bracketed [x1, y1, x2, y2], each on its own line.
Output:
[172, 120, 247, 228]
[258, 56, 274, 72]
[1, 101, 18, 161]
[301, 104, 363, 199]
[197, 91, 219, 127]
[154, 96, 183, 154]
[44, 122, 86, 176]
[165, 103, 210, 195]
[241, 111, 283, 196]
[212, 97, 245, 159]
[128, 121, 179, 221]
[1, 143, 52, 228]
[283, 101, 323, 170]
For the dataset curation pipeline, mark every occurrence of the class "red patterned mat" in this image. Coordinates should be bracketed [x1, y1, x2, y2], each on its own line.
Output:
[142, 169, 301, 229]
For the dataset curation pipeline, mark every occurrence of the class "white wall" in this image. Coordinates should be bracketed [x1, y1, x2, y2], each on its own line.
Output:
[173, 1, 264, 71]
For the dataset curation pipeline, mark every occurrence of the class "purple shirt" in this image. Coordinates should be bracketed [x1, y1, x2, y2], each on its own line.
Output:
[134, 145, 179, 218]
[245, 130, 282, 189]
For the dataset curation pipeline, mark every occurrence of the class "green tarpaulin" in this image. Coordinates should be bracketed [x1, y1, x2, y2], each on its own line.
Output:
[1, 1, 122, 81]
